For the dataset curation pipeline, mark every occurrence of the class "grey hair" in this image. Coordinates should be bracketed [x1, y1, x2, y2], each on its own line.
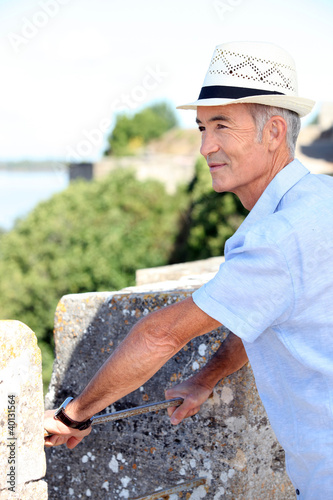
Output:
[247, 104, 301, 157]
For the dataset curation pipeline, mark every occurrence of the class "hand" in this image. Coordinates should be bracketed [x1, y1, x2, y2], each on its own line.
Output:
[44, 410, 92, 449]
[165, 376, 213, 425]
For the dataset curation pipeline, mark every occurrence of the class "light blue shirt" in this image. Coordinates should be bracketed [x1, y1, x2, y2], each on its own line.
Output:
[193, 159, 333, 499]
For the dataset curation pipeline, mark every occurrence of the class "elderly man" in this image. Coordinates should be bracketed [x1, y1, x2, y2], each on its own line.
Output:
[44, 42, 333, 499]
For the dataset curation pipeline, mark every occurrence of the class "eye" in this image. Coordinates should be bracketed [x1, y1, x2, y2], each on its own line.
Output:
[217, 123, 228, 129]
[198, 126, 205, 132]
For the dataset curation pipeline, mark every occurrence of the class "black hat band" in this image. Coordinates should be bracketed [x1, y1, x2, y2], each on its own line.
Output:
[198, 85, 285, 100]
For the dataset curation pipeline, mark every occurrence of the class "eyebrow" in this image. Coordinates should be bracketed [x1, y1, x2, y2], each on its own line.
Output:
[196, 114, 233, 125]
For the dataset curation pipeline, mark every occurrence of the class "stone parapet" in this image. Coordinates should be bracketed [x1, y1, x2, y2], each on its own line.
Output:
[0, 320, 47, 499]
[45, 288, 294, 499]
[135, 256, 225, 287]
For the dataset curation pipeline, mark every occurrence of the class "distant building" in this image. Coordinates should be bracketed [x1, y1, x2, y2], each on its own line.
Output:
[301, 126, 333, 162]
[295, 102, 333, 175]
[69, 162, 93, 182]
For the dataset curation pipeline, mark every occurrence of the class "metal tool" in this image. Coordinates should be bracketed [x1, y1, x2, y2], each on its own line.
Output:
[129, 477, 206, 500]
[44, 397, 183, 437]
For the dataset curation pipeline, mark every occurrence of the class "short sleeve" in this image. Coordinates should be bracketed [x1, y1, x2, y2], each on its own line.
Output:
[192, 231, 294, 342]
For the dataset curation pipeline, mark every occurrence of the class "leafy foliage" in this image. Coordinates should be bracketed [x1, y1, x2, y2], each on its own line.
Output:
[105, 102, 178, 156]
[0, 169, 186, 386]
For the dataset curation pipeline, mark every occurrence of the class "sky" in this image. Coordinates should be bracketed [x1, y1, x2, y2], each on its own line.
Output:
[1, 0, 333, 162]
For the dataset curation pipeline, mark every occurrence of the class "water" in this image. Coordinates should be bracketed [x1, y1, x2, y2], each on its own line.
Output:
[0, 169, 69, 231]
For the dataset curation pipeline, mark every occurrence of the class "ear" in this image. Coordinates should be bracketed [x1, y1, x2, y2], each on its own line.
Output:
[263, 115, 288, 153]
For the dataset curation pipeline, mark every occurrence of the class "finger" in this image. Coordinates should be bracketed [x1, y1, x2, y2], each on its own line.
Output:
[185, 406, 201, 418]
[165, 389, 180, 416]
[44, 434, 68, 448]
[165, 387, 187, 407]
[167, 405, 178, 417]
[66, 436, 84, 449]
[165, 388, 175, 399]
[67, 427, 91, 449]
[170, 400, 200, 425]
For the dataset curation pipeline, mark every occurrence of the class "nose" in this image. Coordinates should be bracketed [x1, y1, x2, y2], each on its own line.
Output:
[200, 131, 220, 158]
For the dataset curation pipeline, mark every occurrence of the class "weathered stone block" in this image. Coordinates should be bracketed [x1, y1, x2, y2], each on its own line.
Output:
[0, 320, 47, 498]
[45, 289, 294, 499]
[136, 257, 225, 286]
[0, 479, 48, 500]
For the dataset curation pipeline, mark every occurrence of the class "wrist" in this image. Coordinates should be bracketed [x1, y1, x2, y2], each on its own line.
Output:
[192, 359, 231, 391]
[54, 397, 93, 431]
[190, 370, 218, 393]
[65, 396, 96, 422]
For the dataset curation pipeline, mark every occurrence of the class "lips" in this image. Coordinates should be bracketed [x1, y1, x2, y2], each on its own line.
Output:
[208, 163, 227, 172]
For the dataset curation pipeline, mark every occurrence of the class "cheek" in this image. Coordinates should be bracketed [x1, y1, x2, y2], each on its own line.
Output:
[222, 133, 250, 157]
[229, 137, 261, 165]
[229, 130, 257, 148]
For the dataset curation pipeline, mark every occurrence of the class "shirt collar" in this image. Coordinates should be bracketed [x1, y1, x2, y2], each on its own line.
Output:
[237, 159, 310, 233]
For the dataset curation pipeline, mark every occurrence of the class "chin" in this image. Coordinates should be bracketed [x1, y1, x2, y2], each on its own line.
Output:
[211, 181, 228, 193]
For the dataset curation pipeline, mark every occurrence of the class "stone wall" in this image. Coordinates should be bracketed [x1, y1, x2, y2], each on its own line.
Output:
[93, 154, 196, 194]
[45, 285, 295, 500]
[0, 320, 47, 499]
[136, 256, 225, 287]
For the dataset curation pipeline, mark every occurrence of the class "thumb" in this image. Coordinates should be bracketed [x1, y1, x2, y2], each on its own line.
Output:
[165, 389, 182, 418]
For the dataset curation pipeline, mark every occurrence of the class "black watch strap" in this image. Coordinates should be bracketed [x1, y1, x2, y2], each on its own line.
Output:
[54, 397, 92, 431]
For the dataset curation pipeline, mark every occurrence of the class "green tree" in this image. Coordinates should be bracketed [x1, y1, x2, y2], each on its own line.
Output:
[0, 169, 186, 389]
[105, 102, 178, 156]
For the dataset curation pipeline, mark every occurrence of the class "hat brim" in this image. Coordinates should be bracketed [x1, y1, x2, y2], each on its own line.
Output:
[177, 95, 315, 118]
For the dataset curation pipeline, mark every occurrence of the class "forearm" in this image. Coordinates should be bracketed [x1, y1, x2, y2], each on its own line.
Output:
[191, 332, 248, 391]
[68, 323, 181, 420]
[66, 297, 221, 421]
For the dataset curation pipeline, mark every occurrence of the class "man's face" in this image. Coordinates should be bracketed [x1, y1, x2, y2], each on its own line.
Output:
[197, 104, 268, 199]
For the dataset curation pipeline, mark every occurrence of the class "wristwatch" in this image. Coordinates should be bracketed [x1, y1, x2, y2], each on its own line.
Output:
[54, 397, 93, 431]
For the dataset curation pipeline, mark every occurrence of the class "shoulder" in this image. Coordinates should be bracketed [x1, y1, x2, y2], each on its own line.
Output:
[225, 164, 333, 259]
[261, 172, 333, 242]
[277, 172, 333, 233]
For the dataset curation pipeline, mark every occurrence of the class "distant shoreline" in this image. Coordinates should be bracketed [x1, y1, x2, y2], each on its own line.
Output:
[0, 161, 68, 172]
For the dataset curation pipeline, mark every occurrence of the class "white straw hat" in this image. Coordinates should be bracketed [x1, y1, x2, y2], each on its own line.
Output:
[177, 41, 315, 117]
